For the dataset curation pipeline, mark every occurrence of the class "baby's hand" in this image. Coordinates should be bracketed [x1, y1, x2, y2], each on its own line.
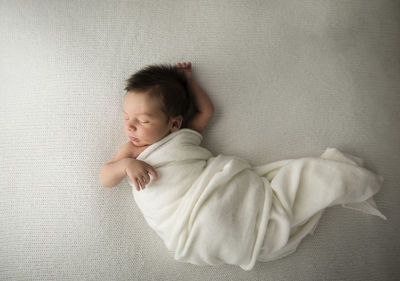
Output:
[176, 62, 192, 80]
[125, 159, 158, 191]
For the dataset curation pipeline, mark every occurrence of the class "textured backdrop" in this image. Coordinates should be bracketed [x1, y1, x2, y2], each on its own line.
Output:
[1, 0, 399, 280]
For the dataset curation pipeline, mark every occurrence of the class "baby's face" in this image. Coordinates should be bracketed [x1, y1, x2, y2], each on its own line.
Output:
[123, 91, 175, 147]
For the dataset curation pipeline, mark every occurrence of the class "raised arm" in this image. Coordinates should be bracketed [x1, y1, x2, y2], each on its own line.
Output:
[176, 62, 214, 133]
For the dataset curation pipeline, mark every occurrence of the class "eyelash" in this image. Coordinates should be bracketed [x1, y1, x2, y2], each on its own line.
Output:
[124, 118, 149, 124]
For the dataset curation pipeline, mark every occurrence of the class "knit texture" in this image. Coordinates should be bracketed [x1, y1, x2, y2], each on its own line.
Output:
[1, 1, 399, 280]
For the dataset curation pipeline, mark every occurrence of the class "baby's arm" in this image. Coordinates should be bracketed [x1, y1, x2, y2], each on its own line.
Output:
[99, 142, 157, 190]
[176, 62, 214, 133]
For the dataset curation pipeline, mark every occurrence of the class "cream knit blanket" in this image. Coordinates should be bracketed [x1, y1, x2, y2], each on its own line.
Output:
[128, 129, 385, 270]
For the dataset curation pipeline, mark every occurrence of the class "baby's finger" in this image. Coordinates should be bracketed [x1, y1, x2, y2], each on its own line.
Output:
[146, 166, 158, 181]
[134, 178, 140, 191]
[137, 177, 145, 190]
[143, 173, 150, 184]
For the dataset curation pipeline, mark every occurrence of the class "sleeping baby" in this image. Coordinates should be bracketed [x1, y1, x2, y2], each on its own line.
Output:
[99, 62, 385, 271]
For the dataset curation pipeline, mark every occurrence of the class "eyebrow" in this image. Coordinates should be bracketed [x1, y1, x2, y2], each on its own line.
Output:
[123, 110, 154, 117]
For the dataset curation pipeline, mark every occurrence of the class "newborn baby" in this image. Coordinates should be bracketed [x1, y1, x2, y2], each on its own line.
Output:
[100, 62, 212, 190]
[99, 62, 385, 271]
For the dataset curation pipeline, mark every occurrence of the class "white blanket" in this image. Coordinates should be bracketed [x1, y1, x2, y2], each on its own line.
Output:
[128, 129, 385, 270]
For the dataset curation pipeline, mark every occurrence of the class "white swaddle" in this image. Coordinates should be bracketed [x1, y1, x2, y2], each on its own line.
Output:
[127, 129, 385, 270]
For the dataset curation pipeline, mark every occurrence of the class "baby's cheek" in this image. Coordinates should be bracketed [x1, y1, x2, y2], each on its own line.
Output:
[145, 127, 164, 141]
[138, 126, 151, 137]
[147, 129, 160, 139]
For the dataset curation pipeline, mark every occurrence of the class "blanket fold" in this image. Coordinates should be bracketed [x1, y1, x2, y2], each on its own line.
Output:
[128, 129, 385, 270]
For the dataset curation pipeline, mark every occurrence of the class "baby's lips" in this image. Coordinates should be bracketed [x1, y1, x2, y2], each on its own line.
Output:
[129, 136, 139, 142]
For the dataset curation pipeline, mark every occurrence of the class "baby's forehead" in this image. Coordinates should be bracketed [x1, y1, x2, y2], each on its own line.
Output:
[124, 92, 162, 107]
[123, 93, 166, 117]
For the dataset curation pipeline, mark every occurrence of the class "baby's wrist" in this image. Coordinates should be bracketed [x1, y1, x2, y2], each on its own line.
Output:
[123, 158, 136, 174]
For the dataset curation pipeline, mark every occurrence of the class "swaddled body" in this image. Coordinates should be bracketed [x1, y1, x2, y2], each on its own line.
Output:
[99, 62, 385, 271]
[128, 129, 385, 270]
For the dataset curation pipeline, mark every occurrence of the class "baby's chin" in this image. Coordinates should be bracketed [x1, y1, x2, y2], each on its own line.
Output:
[128, 136, 152, 147]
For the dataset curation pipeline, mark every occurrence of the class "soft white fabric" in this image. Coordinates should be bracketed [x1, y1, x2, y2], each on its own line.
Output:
[2, 1, 399, 279]
[128, 129, 385, 270]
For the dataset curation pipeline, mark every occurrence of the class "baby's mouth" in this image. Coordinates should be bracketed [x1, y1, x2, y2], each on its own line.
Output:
[129, 136, 139, 142]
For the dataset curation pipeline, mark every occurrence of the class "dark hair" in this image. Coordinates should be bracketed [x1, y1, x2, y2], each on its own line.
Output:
[124, 64, 194, 126]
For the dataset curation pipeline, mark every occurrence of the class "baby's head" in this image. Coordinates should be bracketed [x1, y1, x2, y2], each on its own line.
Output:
[123, 64, 192, 147]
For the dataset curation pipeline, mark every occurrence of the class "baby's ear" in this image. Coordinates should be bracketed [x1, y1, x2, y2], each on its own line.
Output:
[170, 115, 183, 132]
